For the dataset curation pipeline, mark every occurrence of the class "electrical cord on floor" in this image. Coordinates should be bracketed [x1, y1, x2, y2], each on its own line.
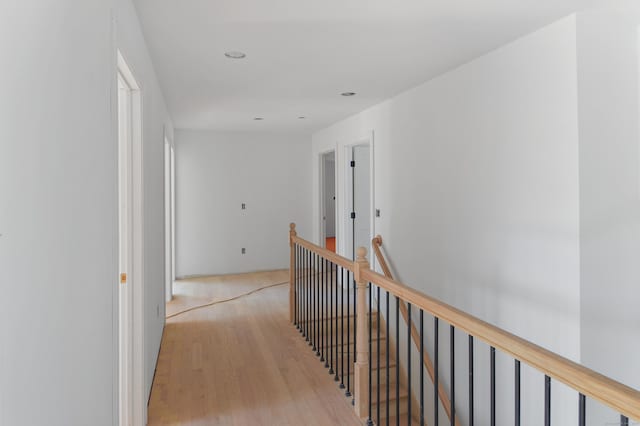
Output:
[165, 280, 290, 319]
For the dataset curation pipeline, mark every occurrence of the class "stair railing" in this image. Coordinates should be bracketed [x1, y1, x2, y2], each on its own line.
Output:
[288, 223, 640, 425]
[372, 235, 459, 426]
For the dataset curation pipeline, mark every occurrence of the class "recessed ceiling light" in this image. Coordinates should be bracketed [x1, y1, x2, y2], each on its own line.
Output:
[225, 51, 246, 59]
[253, 117, 264, 121]
[341, 92, 356, 97]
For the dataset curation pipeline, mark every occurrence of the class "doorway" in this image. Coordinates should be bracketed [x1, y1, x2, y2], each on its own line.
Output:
[117, 51, 144, 426]
[321, 151, 337, 252]
[346, 144, 372, 260]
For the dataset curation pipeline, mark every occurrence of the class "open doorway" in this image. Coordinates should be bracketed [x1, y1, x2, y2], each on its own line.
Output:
[345, 143, 372, 260]
[117, 51, 145, 426]
[321, 151, 337, 252]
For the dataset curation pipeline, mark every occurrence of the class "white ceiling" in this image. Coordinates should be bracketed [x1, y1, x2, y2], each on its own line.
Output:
[133, 0, 595, 133]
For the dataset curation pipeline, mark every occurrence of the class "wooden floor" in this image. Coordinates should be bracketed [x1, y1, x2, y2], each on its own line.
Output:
[148, 270, 362, 426]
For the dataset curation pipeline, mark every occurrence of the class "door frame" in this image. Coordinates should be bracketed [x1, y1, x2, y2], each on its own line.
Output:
[116, 49, 146, 426]
[318, 149, 337, 249]
[164, 135, 175, 303]
[341, 133, 375, 265]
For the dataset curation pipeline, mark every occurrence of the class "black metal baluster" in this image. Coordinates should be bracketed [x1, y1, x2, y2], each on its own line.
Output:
[353, 276, 357, 405]
[294, 245, 298, 328]
[408, 303, 412, 426]
[294, 245, 297, 327]
[324, 259, 328, 367]
[308, 250, 311, 343]
[450, 325, 455, 426]
[515, 360, 520, 426]
[578, 394, 585, 426]
[333, 265, 340, 382]
[621, 416, 629, 426]
[434, 317, 439, 426]
[297, 246, 301, 329]
[306, 250, 310, 342]
[313, 253, 317, 353]
[307, 250, 313, 348]
[367, 282, 373, 426]
[329, 261, 334, 375]
[301, 247, 304, 328]
[319, 257, 323, 360]
[340, 267, 345, 390]
[346, 270, 352, 398]
[308, 250, 312, 343]
[420, 310, 425, 426]
[545, 375, 551, 426]
[319, 257, 322, 360]
[377, 285, 381, 426]
[490, 346, 496, 426]
[325, 259, 329, 368]
[321, 258, 325, 364]
[312, 253, 316, 350]
[396, 296, 400, 423]
[299, 246, 303, 328]
[325, 259, 329, 365]
[315, 254, 321, 356]
[469, 335, 474, 426]
[386, 291, 390, 426]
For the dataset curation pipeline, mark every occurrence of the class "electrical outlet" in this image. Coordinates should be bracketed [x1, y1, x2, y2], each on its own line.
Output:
[376, 209, 381, 218]
[241, 203, 246, 210]
[241, 247, 246, 254]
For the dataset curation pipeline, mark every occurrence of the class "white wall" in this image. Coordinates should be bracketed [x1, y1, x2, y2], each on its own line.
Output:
[0, 1, 172, 424]
[175, 130, 311, 277]
[577, 3, 640, 423]
[313, 15, 580, 425]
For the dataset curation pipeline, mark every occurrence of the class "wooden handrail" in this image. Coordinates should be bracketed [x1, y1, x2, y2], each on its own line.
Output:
[291, 234, 354, 270]
[288, 225, 640, 421]
[360, 268, 640, 420]
[372, 236, 460, 426]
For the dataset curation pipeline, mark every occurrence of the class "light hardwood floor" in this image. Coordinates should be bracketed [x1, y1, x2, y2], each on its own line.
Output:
[148, 270, 362, 426]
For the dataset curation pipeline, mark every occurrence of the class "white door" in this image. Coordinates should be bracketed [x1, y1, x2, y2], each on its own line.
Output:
[351, 145, 371, 259]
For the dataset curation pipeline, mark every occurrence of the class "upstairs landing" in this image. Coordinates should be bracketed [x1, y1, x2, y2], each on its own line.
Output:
[148, 270, 361, 426]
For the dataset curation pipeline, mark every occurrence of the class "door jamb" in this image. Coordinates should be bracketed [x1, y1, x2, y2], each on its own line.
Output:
[318, 149, 336, 249]
[117, 49, 146, 426]
[341, 132, 375, 267]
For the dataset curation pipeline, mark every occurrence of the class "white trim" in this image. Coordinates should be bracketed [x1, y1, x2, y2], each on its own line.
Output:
[117, 49, 146, 426]
[340, 133, 375, 265]
[318, 149, 336, 248]
[164, 136, 174, 303]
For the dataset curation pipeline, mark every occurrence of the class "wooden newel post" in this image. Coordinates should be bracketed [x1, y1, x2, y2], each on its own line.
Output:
[289, 223, 297, 324]
[354, 246, 370, 419]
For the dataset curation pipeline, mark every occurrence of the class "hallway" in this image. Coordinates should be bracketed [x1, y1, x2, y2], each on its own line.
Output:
[148, 270, 361, 425]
